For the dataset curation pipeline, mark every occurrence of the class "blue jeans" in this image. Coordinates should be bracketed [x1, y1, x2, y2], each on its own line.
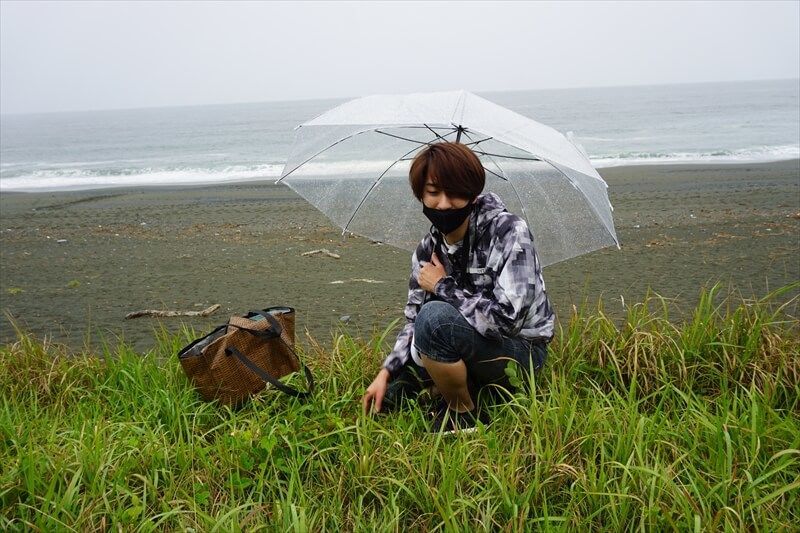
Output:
[413, 301, 547, 394]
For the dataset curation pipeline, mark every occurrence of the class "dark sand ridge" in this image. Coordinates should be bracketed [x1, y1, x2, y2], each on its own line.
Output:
[1, 160, 798, 351]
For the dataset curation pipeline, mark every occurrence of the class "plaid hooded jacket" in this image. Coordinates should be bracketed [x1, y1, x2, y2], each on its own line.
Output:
[382, 192, 555, 378]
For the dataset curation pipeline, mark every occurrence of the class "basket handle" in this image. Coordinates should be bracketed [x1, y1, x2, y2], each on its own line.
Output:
[228, 313, 283, 338]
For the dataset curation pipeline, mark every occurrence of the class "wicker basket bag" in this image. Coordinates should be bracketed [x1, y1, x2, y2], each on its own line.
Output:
[178, 307, 313, 406]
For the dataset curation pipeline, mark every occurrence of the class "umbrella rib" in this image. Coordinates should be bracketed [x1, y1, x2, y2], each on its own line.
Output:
[464, 136, 494, 148]
[386, 131, 505, 180]
[275, 128, 374, 184]
[463, 130, 528, 223]
[375, 130, 435, 146]
[471, 149, 543, 162]
[379, 130, 499, 179]
[278, 125, 461, 184]
[340, 145, 428, 237]
[424, 124, 452, 142]
[481, 165, 506, 181]
[400, 125, 457, 130]
[468, 129, 618, 251]
[341, 128, 459, 236]
[539, 158, 621, 249]
[463, 131, 505, 181]
[395, 155, 503, 178]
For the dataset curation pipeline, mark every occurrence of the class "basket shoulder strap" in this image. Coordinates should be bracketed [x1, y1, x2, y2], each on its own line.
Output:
[225, 345, 314, 398]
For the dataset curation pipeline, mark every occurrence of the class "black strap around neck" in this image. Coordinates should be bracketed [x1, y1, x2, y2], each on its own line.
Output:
[431, 223, 473, 292]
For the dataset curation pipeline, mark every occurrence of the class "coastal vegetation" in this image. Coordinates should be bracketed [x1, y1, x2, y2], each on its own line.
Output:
[1, 284, 798, 530]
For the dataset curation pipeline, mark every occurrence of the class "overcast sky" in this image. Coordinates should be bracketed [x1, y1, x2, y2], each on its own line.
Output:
[1, 0, 798, 114]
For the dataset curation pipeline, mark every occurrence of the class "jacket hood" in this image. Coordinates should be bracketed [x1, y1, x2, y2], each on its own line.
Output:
[472, 192, 507, 233]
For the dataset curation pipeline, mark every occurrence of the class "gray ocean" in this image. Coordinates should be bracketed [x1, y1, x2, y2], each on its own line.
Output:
[1, 79, 798, 192]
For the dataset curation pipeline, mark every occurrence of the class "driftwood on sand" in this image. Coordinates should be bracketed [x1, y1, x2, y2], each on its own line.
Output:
[125, 304, 221, 320]
[301, 248, 341, 259]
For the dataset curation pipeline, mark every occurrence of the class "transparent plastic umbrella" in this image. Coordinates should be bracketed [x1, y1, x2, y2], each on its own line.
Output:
[277, 90, 619, 267]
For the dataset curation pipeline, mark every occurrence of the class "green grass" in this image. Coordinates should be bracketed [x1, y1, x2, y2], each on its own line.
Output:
[1, 284, 798, 531]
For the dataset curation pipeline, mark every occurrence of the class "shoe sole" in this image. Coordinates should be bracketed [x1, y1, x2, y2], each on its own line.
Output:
[429, 412, 488, 434]
[441, 426, 478, 435]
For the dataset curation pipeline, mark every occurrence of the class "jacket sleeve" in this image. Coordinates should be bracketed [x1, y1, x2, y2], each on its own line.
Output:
[433, 217, 539, 340]
[382, 236, 431, 378]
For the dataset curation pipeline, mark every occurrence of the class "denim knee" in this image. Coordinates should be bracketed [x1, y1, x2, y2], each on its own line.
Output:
[413, 301, 463, 363]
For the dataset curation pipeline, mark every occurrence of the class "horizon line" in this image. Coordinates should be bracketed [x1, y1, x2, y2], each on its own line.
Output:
[2, 76, 798, 118]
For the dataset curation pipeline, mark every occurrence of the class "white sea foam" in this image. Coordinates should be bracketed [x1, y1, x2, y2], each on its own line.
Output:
[0, 164, 284, 192]
[2, 144, 798, 193]
[591, 144, 800, 168]
[1, 154, 233, 171]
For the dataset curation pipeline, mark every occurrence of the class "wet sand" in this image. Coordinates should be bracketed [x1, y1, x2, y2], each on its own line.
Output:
[1, 160, 798, 350]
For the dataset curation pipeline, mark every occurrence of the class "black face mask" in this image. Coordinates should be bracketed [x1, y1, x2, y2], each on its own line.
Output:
[423, 203, 473, 235]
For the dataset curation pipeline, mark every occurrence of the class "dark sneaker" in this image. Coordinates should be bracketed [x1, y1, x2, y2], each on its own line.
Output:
[380, 366, 425, 413]
[428, 401, 488, 434]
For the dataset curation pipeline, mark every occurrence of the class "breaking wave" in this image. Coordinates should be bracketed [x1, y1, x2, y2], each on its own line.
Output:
[590, 144, 799, 168]
[0, 164, 284, 192]
[2, 144, 798, 192]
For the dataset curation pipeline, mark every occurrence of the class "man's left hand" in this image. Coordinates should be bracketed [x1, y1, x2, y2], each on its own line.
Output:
[418, 252, 446, 293]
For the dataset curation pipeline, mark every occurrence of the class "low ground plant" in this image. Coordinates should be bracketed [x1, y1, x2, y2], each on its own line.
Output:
[1, 285, 798, 530]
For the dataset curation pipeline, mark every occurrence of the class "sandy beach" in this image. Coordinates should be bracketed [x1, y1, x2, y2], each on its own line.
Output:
[1, 160, 798, 350]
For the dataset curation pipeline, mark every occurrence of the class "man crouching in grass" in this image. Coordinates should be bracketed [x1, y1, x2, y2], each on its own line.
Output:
[362, 142, 554, 433]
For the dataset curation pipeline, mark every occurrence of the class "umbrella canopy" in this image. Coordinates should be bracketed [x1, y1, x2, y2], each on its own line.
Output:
[277, 90, 619, 267]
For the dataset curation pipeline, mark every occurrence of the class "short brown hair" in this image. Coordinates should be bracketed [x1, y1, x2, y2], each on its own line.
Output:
[409, 142, 485, 201]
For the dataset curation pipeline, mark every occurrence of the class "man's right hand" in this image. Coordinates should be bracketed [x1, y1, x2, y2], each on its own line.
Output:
[362, 368, 391, 415]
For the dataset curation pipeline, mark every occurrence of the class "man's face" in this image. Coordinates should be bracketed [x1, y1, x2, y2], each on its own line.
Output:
[422, 178, 470, 210]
